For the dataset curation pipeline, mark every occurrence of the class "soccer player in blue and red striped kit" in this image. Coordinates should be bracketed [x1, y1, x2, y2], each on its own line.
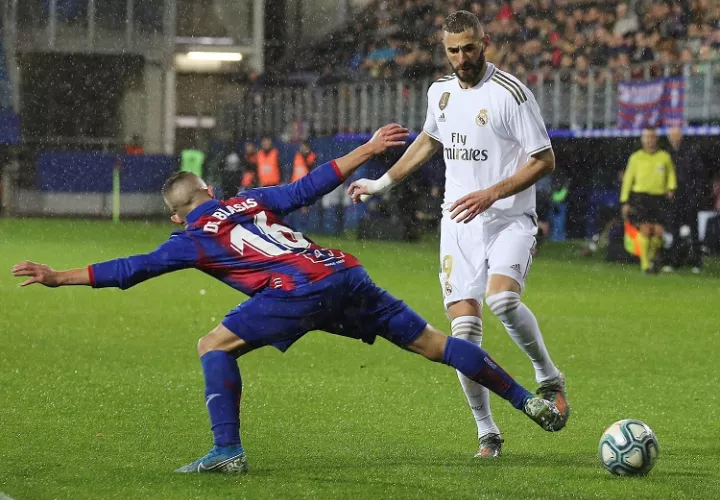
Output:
[13, 124, 565, 474]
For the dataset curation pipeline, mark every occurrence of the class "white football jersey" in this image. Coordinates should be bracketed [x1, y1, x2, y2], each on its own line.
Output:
[423, 63, 552, 217]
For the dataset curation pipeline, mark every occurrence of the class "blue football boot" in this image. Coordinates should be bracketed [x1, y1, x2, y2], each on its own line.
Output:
[174, 445, 248, 473]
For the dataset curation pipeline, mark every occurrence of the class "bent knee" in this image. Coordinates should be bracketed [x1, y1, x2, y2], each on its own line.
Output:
[197, 324, 245, 357]
[486, 291, 521, 317]
[197, 333, 218, 357]
[447, 299, 482, 319]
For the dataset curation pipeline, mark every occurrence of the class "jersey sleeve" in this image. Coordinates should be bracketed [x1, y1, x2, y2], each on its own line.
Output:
[422, 88, 442, 142]
[243, 161, 343, 216]
[620, 154, 637, 203]
[505, 93, 552, 156]
[89, 232, 198, 290]
[665, 152, 677, 192]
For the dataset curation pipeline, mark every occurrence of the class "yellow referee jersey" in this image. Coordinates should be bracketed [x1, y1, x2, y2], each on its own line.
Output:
[620, 149, 677, 203]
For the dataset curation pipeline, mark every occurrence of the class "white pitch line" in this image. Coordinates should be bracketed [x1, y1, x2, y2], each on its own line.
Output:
[0, 492, 16, 500]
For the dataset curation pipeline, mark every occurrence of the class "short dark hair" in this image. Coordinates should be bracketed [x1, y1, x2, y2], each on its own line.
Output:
[162, 170, 195, 198]
[443, 10, 483, 34]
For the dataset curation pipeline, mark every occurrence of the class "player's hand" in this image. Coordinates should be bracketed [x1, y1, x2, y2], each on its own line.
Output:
[348, 174, 397, 204]
[621, 204, 631, 220]
[12, 261, 60, 287]
[348, 178, 373, 204]
[365, 123, 409, 156]
[449, 189, 500, 224]
[666, 191, 675, 201]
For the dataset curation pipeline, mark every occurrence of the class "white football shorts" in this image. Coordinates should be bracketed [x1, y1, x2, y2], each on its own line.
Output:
[438, 211, 537, 309]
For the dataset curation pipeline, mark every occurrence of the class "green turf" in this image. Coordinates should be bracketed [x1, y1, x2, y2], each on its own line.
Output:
[1, 219, 719, 499]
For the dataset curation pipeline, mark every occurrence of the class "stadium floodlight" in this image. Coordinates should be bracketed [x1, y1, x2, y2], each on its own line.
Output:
[186, 51, 243, 61]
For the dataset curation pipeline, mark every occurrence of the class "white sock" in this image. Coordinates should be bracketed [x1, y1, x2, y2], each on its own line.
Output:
[486, 291, 560, 383]
[451, 315, 501, 439]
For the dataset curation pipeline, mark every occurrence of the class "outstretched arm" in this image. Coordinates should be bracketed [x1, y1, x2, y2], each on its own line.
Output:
[246, 124, 409, 215]
[13, 233, 198, 290]
[333, 125, 408, 179]
[348, 131, 441, 203]
[12, 262, 90, 287]
[450, 148, 555, 223]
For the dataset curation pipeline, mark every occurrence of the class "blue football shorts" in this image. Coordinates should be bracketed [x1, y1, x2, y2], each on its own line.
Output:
[222, 266, 427, 352]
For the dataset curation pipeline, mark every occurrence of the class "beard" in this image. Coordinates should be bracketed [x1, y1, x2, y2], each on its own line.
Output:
[450, 49, 486, 84]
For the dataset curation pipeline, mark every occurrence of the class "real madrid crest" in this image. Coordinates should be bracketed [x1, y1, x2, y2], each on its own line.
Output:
[476, 109, 489, 126]
[444, 281, 453, 296]
[439, 92, 451, 110]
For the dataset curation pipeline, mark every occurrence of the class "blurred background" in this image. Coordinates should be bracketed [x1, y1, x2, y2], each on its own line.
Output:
[0, 0, 719, 261]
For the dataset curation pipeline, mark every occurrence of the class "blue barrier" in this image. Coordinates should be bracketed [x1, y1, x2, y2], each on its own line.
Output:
[584, 188, 621, 238]
[549, 203, 567, 241]
[36, 153, 175, 192]
[0, 110, 19, 144]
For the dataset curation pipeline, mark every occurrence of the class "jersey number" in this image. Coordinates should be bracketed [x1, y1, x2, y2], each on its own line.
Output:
[230, 211, 310, 257]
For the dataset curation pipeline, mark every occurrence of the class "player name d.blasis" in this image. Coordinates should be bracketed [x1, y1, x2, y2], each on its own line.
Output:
[213, 199, 258, 220]
[203, 199, 259, 233]
[211, 199, 258, 220]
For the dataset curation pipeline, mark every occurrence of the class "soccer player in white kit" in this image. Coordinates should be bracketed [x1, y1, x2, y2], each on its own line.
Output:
[349, 11, 570, 458]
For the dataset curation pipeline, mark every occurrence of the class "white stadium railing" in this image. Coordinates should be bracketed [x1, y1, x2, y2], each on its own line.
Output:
[224, 60, 720, 137]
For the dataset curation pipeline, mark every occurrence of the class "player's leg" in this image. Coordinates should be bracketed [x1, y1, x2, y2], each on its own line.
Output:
[405, 325, 564, 432]
[440, 217, 501, 456]
[484, 217, 569, 424]
[175, 324, 254, 473]
[336, 272, 565, 433]
[648, 222, 664, 269]
[176, 290, 321, 473]
[447, 298, 502, 457]
[632, 195, 653, 272]
[638, 222, 653, 272]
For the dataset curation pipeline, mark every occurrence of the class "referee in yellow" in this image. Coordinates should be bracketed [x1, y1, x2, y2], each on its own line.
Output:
[620, 127, 677, 274]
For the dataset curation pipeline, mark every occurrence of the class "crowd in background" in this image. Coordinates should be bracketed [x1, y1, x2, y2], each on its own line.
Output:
[313, 0, 720, 85]
[207, 137, 319, 198]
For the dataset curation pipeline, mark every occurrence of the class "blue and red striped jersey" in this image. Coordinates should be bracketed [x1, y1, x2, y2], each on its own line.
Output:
[89, 161, 361, 295]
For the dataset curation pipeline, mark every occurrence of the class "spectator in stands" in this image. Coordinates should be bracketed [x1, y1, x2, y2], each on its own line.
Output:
[667, 4, 689, 39]
[663, 126, 706, 272]
[573, 55, 592, 87]
[291, 141, 317, 183]
[287, 141, 319, 231]
[632, 32, 655, 63]
[240, 142, 258, 191]
[125, 134, 144, 155]
[220, 148, 241, 198]
[713, 175, 720, 211]
[256, 137, 281, 187]
[292, 0, 715, 85]
[395, 42, 433, 79]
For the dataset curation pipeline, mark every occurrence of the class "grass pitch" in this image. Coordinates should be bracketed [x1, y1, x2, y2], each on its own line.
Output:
[1, 218, 719, 499]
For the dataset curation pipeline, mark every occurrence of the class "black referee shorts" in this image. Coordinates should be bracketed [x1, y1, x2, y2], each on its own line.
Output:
[629, 193, 668, 225]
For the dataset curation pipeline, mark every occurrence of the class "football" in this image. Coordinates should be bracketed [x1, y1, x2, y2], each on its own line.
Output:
[599, 419, 659, 476]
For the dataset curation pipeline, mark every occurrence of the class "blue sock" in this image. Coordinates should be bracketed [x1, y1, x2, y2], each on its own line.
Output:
[200, 351, 242, 448]
[441, 336, 533, 410]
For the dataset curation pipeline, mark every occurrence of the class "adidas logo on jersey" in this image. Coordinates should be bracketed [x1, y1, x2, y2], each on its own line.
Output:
[510, 264, 521, 272]
[438, 113, 446, 122]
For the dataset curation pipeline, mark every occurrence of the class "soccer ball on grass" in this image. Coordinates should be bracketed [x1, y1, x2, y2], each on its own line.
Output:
[599, 419, 659, 476]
